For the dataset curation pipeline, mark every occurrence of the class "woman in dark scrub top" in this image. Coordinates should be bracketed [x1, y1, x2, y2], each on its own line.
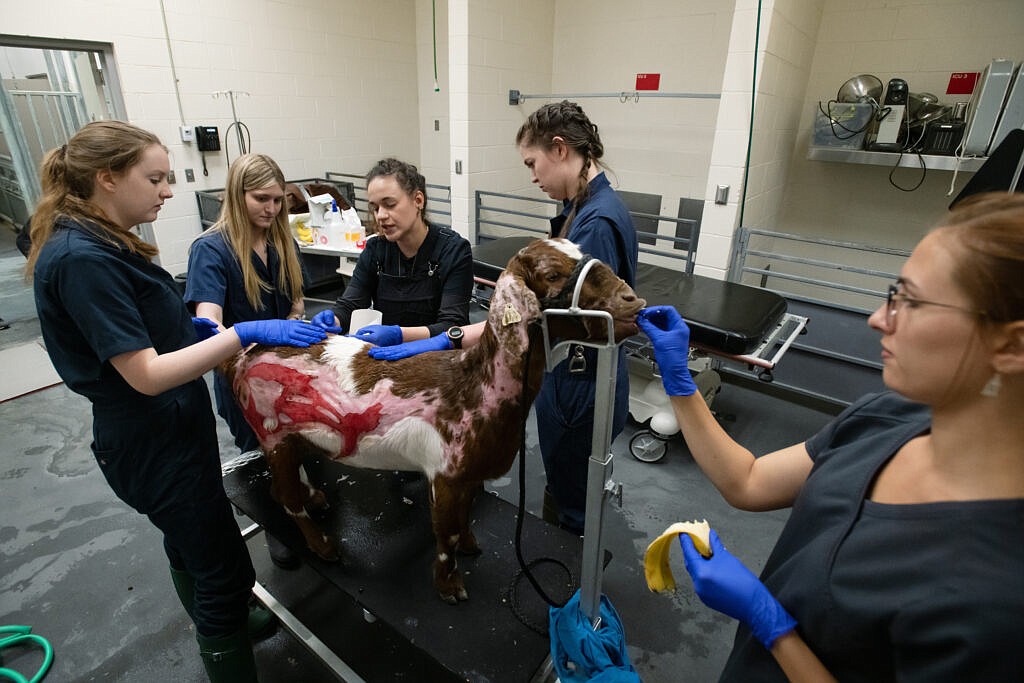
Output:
[26, 121, 325, 682]
[311, 158, 473, 344]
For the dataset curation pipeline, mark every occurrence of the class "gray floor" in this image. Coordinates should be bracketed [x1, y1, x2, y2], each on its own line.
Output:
[0, 224, 835, 682]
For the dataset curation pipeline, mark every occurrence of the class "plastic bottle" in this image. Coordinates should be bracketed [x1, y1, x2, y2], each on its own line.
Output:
[324, 199, 342, 246]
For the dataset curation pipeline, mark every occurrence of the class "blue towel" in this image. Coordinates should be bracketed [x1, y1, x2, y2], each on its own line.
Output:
[549, 589, 641, 682]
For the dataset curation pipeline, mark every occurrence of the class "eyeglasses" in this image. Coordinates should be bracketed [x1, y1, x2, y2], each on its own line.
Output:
[885, 283, 983, 326]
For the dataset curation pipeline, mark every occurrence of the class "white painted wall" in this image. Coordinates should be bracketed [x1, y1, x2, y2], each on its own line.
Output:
[449, 0, 554, 240]
[6, 0, 1022, 285]
[3, 0, 423, 276]
[416, 0, 451, 188]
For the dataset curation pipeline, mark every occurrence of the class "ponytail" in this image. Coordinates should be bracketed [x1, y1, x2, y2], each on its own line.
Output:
[25, 121, 163, 279]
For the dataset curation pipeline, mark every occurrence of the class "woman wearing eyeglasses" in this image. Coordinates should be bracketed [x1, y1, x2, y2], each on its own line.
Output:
[636, 192, 1024, 682]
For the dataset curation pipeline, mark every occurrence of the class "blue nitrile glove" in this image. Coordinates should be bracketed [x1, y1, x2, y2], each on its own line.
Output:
[192, 317, 220, 342]
[679, 529, 797, 649]
[349, 324, 403, 347]
[367, 331, 452, 360]
[234, 320, 326, 348]
[310, 309, 343, 334]
[636, 305, 697, 396]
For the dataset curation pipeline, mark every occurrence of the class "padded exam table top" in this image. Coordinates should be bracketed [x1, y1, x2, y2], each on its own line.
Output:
[223, 455, 581, 682]
[472, 236, 787, 355]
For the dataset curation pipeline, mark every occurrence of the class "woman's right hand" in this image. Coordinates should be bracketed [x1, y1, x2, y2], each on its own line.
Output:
[234, 320, 326, 348]
[310, 309, 343, 334]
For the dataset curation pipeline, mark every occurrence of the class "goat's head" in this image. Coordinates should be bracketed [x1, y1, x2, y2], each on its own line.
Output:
[499, 238, 645, 342]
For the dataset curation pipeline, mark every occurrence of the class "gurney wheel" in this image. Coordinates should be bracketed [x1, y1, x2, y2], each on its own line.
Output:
[629, 430, 668, 463]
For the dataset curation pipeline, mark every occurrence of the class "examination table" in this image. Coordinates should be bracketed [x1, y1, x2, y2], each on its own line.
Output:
[223, 452, 580, 682]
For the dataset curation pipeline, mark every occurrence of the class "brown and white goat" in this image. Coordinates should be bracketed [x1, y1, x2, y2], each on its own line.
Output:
[222, 238, 645, 603]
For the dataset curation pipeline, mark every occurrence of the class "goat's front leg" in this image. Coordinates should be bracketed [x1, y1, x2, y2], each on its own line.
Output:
[429, 476, 469, 604]
[266, 435, 338, 561]
[454, 481, 482, 557]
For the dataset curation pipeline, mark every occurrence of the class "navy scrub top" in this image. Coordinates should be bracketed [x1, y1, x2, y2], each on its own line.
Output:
[184, 230, 304, 325]
[33, 218, 196, 406]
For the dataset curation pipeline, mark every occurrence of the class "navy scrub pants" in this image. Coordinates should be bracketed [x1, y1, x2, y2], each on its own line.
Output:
[91, 380, 254, 637]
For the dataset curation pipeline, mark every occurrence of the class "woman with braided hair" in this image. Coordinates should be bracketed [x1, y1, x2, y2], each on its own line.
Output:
[360, 102, 639, 535]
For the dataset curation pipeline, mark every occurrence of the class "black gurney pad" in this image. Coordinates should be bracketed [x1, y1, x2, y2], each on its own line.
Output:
[636, 262, 787, 355]
[473, 236, 788, 355]
[223, 455, 582, 682]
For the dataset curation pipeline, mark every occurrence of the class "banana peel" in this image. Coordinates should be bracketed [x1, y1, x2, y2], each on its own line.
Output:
[644, 520, 713, 593]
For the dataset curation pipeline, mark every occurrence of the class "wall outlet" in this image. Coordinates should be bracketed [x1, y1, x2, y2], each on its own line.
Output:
[167, 170, 176, 184]
[185, 168, 195, 182]
[179, 125, 194, 143]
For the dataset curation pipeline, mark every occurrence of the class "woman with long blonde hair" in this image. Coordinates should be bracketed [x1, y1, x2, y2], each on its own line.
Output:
[185, 153, 310, 570]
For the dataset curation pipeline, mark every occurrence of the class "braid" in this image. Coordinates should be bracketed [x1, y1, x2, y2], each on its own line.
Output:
[517, 101, 606, 236]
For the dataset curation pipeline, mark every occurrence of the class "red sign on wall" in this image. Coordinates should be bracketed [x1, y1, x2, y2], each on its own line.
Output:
[947, 72, 980, 95]
[635, 73, 661, 91]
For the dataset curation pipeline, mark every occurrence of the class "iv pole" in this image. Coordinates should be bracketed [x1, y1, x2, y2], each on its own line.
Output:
[213, 90, 251, 164]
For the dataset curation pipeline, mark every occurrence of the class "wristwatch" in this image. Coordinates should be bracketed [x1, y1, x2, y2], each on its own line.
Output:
[446, 326, 464, 349]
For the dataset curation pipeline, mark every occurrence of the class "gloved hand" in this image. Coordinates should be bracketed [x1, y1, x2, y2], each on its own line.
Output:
[310, 309, 343, 334]
[367, 331, 452, 360]
[192, 317, 220, 342]
[636, 305, 697, 396]
[349, 324, 403, 347]
[679, 529, 796, 649]
[234, 320, 327, 348]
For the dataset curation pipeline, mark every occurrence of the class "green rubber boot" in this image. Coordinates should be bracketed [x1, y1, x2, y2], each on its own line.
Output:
[196, 629, 258, 683]
[170, 567, 276, 640]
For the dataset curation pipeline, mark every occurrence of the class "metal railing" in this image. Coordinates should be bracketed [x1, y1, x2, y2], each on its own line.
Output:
[726, 226, 912, 408]
[728, 227, 910, 313]
[474, 189, 699, 273]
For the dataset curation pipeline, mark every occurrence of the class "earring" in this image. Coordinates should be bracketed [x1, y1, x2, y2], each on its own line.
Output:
[981, 373, 1002, 398]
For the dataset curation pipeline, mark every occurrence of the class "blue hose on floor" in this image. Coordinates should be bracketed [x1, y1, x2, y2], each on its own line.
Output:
[0, 626, 53, 683]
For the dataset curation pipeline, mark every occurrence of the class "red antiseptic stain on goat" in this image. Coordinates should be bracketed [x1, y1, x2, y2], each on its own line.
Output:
[239, 362, 382, 456]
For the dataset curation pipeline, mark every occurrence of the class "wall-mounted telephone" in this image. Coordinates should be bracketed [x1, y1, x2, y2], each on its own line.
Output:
[195, 125, 221, 152]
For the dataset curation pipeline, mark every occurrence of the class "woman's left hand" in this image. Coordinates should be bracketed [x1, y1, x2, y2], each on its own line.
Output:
[349, 324, 403, 347]
[367, 331, 452, 360]
[192, 317, 220, 342]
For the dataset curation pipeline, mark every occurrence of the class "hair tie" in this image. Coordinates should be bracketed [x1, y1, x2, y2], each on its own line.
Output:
[59, 144, 67, 158]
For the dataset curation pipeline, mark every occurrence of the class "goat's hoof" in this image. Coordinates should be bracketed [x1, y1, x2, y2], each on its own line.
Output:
[438, 586, 469, 604]
[309, 537, 339, 562]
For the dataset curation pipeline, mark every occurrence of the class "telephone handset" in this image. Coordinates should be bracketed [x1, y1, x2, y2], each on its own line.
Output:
[195, 126, 221, 152]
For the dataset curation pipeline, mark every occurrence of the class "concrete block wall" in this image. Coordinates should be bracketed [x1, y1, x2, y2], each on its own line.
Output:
[779, 0, 1024, 253]
[3, 0, 424, 276]
[7, 0, 1022, 284]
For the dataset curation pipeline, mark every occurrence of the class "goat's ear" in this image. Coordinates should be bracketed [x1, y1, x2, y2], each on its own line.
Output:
[492, 271, 542, 326]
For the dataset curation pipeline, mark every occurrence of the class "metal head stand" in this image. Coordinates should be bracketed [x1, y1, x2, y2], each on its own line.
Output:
[539, 257, 625, 625]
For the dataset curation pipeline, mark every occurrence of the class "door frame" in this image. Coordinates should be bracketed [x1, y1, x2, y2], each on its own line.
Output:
[0, 34, 128, 215]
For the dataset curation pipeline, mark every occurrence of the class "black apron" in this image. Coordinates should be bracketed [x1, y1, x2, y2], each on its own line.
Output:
[373, 229, 447, 327]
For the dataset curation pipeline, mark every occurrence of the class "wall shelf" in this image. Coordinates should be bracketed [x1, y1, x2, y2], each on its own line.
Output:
[807, 146, 984, 172]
